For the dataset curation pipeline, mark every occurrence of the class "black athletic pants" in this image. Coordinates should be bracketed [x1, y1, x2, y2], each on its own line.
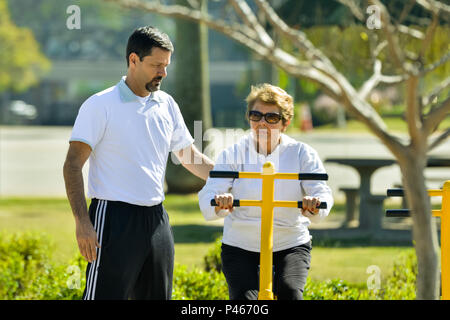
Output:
[221, 242, 311, 300]
[82, 198, 174, 300]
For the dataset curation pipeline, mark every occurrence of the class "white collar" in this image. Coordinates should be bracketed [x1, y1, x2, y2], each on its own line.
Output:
[118, 76, 163, 104]
[247, 131, 288, 159]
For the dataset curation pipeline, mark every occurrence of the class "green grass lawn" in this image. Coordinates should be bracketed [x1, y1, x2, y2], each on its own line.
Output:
[0, 195, 414, 285]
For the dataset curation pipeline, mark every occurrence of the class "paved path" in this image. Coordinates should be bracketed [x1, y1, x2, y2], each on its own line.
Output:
[1, 126, 449, 200]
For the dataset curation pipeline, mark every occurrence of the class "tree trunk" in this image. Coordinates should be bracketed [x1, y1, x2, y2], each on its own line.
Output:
[399, 150, 440, 299]
[0, 90, 10, 124]
[165, 0, 212, 193]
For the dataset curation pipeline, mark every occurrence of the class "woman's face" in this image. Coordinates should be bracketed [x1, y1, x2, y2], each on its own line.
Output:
[249, 101, 290, 153]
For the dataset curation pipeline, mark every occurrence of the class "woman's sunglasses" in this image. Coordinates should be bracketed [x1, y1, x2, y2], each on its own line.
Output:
[248, 110, 282, 124]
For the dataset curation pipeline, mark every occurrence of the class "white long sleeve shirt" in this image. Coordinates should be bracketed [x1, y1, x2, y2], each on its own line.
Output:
[198, 132, 333, 252]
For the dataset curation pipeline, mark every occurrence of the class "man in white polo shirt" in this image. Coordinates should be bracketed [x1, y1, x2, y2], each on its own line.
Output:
[63, 26, 214, 300]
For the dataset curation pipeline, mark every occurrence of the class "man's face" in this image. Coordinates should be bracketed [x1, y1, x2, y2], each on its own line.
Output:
[131, 47, 171, 93]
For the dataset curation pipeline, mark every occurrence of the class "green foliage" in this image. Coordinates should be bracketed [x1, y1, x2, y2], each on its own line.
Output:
[304, 251, 417, 300]
[203, 236, 222, 273]
[369, 251, 417, 300]
[202, 236, 418, 300]
[0, 232, 85, 300]
[174, 236, 228, 300]
[172, 264, 229, 300]
[0, 0, 50, 92]
[303, 25, 450, 90]
[304, 278, 365, 300]
[0, 232, 418, 300]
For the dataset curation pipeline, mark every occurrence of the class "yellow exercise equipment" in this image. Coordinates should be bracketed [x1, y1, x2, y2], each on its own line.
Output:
[210, 161, 328, 300]
[387, 181, 450, 300]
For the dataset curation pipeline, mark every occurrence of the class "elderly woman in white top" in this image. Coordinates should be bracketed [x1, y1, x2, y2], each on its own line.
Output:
[198, 84, 333, 300]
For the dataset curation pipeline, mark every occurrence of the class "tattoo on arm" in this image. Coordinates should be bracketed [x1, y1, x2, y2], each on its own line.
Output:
[63, 142, 91, 223]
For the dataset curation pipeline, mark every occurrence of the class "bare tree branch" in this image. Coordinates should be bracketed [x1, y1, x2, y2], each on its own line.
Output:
[399, 0, 418, 24]
[372, 0, 404, 66]
[309, 60, 403, 149]
[419, 11, 439, 61]
[371, 0, 418, 75]
[428, 128, 450, 151]
[358, 60, 408, 100]
[228, 0, 274, 47]
[416, 0, 450, 14]
[422, 76, 450, 106]
[104, 0, 261, 42]
[186, 0, 200, 9]
[372, 40, 388, 59]
[253, 0, 334, 67]
[422, 51, 450, 75]
[337, 0, 423, 40]
[423, 96, 450, 136]
[397, 24, 425, 40]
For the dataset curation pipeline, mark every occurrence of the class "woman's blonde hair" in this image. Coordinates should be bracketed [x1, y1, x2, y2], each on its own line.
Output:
[245, 83, 294, 124]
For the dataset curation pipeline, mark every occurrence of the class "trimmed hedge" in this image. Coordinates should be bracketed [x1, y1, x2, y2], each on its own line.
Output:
[0, 232, 85, 299]
[0, 232, 417, 300]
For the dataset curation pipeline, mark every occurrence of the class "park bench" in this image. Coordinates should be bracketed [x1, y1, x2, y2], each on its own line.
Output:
[339, 187, 358, 227]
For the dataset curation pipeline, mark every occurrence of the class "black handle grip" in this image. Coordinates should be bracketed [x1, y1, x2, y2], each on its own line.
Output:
[386, 209, 410, 217]
[210, 199, 241, 207]
[387, 189, 404, 197]
[209, 171, 239, 178]
[298, 201, 328, 209]
[210, 199, 327, 209]
[298, 173, 328, 180]
[209, 171, 329, 180]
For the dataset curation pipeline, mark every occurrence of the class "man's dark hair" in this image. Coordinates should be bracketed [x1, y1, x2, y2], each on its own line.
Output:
[126, 26, 174, 67]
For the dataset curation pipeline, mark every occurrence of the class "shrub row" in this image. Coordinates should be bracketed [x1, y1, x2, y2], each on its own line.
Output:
[0, 232, 416, 300]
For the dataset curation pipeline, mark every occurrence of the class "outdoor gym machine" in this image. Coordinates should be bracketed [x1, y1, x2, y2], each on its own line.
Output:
[209, 161, 328, 300]
[386, 181, 450, 300]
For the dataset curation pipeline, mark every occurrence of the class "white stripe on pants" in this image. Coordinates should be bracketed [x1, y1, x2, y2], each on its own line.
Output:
[84, 200, 107, 300]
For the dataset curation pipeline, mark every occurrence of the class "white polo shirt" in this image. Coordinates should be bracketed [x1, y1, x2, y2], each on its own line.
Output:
[198, 133, 334, 252]
[70, 77, 194, 206]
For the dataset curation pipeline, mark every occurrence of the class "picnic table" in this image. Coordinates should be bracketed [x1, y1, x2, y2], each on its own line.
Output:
[324, 157, 450, 233]
[325, 158, 395, 231]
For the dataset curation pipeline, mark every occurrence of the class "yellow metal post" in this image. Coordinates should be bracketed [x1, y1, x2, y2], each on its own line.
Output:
[441, 181, 450, 300]
[258, 162, 275, 300]
[428, 182, 449, 300]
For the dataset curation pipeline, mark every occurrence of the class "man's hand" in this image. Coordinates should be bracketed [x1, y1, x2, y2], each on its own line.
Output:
[301, 196, 321, 218]
[76, 218, 101, 263]
[214, 193, 234, 215]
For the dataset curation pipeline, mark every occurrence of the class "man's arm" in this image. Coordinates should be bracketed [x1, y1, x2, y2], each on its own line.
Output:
[63, 141, 100, 262]
[174, 144, 214, 180]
